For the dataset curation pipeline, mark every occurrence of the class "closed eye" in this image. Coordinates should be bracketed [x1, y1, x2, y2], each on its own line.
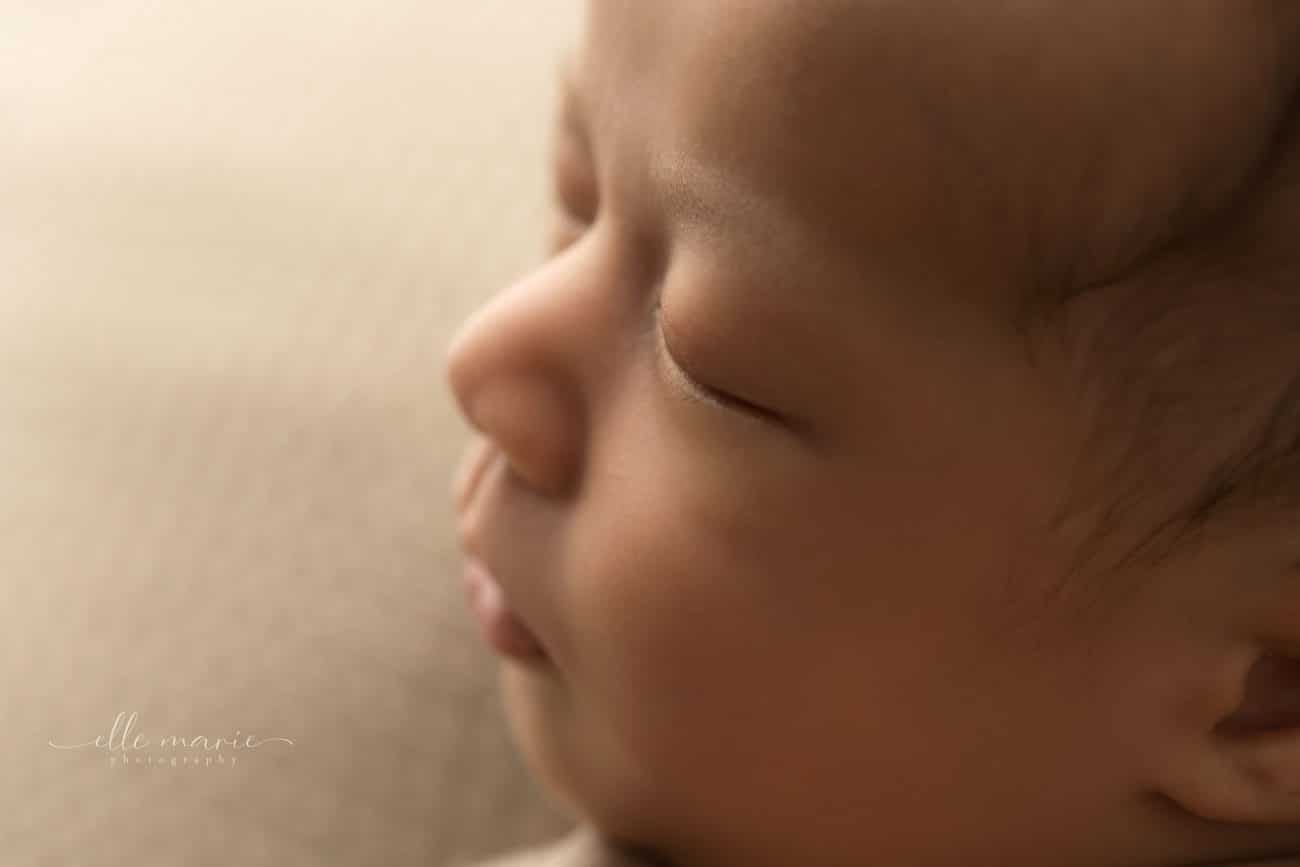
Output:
[549, 71, 780, 428]
[652, 297, 780, 423]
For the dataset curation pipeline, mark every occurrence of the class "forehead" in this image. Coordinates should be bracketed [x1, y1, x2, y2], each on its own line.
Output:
[576, 0, 1055, 319]
[575, 1, 1289, 321]
[579, 1, 951, 275]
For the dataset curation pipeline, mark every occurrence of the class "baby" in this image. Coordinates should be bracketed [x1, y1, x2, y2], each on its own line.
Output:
[445, 1, 1300, 865]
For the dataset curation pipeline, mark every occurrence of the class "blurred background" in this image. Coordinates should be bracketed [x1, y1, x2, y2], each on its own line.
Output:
[1, 2, 582, 864]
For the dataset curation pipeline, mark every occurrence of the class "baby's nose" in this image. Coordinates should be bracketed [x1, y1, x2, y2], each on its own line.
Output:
[443, 303, 498, 441]
[441, 291, 581, 503]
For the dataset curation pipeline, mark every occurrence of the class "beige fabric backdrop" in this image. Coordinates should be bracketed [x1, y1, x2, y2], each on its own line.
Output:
[1, 2, 583, 865]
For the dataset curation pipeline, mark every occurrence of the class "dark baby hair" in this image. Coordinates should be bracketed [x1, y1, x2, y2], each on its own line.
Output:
[1016, 78, 1300, 606]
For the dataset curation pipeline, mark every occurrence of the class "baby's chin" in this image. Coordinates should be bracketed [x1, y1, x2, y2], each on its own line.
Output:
[498, 663, 578, 804]
[499, 664, 692, 861]
[499, 663, 624, 827]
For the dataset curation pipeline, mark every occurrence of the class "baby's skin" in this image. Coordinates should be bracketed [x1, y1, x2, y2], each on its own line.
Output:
[447, 2, 1300, 866]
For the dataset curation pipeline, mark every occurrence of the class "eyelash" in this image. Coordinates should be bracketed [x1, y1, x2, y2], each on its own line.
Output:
[652, 296, 770, 420]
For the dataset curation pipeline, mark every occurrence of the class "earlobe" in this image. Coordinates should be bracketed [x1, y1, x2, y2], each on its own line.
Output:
[1159, 651, 1300, 825]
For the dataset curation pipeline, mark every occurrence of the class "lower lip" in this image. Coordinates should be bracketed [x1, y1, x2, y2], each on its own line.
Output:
[461, 558, 550, 664]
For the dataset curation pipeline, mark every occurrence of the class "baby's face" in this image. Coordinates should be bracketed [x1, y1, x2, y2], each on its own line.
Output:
[448, 3, 1299, 866]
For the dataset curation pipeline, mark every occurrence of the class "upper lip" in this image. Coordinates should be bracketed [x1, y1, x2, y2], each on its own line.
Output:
[452, 442, 493, 562]
[452, 436, 497, 514]
[458, 544, 557, 666]
[450, 440, 556, 664]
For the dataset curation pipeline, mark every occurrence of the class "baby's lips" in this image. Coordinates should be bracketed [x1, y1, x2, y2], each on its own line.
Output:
[462, 557, 549, 661]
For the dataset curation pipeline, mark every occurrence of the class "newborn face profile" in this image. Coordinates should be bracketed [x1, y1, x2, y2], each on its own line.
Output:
[446, 2, 1300, 866]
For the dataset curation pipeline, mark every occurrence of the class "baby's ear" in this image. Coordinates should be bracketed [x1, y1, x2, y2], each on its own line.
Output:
[1156, 644, 1300, 824]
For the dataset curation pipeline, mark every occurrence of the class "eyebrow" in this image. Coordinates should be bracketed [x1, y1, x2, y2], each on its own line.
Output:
[552, 54, 810, 268]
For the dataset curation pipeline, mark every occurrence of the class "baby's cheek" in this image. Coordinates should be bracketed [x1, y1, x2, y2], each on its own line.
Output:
[568, 500, 783, 786]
